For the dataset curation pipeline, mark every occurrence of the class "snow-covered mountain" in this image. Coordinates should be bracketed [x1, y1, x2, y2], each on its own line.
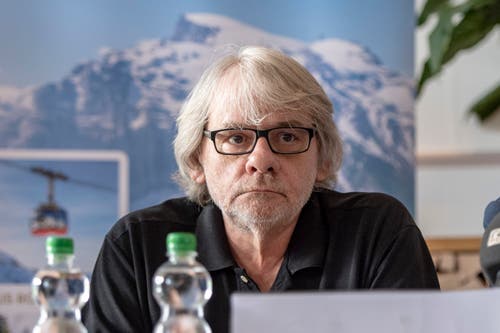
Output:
[0, 250, 34, 283]
[0, 12, 415, 211]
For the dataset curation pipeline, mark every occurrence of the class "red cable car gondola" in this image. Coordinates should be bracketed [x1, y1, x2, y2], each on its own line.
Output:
[29, 167, 69, 236]
[31, 202, 68, 235]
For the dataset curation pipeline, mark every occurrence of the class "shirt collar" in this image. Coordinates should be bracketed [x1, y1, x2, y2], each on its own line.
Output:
[286, 193, 328, 274]
[195, 203, 236, 271]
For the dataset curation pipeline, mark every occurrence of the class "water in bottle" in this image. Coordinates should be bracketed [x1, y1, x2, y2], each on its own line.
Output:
[153, 232, 213, 333]
[32, 236, 90, 333]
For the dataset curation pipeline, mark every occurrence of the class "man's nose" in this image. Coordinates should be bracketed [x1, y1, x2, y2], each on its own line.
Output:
[245, 137, 280, 174]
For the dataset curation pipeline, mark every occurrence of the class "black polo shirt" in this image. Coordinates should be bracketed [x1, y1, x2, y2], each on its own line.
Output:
[82, 190, 439, 333]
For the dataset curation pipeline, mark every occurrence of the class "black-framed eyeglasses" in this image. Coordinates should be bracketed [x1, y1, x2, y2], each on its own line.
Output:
[203, 127, 316, 155]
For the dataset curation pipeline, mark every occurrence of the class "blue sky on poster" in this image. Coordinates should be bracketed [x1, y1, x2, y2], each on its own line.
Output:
[0, 0, 415, 87]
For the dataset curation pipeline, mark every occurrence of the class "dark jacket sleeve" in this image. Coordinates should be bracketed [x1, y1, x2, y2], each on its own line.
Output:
[82, 233, 152, 333]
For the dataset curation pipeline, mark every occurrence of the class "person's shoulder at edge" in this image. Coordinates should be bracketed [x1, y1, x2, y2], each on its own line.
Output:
[107, 196, 203, 242]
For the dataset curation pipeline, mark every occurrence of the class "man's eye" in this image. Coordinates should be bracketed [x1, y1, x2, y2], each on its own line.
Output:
[279, 132, 297, 143]
[228, 134, 245, 144]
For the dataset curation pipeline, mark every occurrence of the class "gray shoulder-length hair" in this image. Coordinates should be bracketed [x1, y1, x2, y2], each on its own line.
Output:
[173, 45, 343, 205]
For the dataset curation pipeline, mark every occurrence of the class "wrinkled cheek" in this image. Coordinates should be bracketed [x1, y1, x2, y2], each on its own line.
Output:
[205, 175, 235, 209]
[204, 162, 228, 187]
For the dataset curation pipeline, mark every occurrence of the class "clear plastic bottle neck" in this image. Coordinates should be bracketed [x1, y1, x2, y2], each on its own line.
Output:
[47, 253, 75, 270]
[168, 251, 197, 264]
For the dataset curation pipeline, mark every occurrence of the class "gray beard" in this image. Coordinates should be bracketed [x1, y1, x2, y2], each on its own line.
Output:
[226, 205, 289, 234]
[207, 173, 316, 235]
[222, 190, 312, 235]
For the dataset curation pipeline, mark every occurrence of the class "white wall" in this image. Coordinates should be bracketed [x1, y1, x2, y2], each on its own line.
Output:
[415, 0, 500, 237]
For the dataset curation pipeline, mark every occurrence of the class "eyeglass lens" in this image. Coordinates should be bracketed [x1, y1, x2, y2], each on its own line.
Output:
[214, 128, 311, 154]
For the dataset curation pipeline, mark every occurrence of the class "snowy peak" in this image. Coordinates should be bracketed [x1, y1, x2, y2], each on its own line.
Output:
[311, 39, 382, 74]
[174, 13, 304, 49]
[0, 86, 34, 110]
[172, 14, 221, 43]
[0, 250, 34, 283]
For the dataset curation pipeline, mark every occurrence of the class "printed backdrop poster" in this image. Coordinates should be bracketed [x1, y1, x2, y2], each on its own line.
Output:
[0, 1, 415, 330]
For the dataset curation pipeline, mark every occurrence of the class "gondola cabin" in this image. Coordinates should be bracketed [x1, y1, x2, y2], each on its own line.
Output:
[31, 202, 68, 236]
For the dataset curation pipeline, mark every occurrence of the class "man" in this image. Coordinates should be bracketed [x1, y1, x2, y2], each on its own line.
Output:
[83, 46, 439, 333]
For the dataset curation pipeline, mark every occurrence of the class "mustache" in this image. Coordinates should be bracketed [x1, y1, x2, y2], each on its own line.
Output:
[233, 175, 285, 196]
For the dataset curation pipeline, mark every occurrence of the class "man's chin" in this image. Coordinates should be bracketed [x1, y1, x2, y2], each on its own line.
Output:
[230, 213, 287, 232]
[228, 204, 288, 226]
[231, 194, 288, 214]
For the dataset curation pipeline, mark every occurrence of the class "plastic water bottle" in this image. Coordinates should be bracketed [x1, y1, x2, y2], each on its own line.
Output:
[31, 236, 90, 333]
[153, 232, 213, 333]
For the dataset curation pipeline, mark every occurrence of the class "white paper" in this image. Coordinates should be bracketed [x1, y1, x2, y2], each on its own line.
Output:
[231, 289, 500, 333]
[0, 284, 38, 333]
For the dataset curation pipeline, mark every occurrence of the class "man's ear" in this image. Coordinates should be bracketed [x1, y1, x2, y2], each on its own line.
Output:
[190, 167, 206, 184]
[316, 160, 330, 182]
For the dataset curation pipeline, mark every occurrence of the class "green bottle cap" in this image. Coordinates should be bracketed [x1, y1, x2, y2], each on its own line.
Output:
[46, 236, 74, 255]
[166, 232, 196, 253]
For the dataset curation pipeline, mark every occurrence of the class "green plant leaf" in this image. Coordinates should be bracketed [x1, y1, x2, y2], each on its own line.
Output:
[418, 0, 449, 26]
[455, 0, 499, 13]
[442, 3, 500, 64]
[416, 60, 437, 96]
[416, 0, 500, 97]
[427, 4, 454, 74]
[416, 0, 500, 120]
[469, 83, 500, 121]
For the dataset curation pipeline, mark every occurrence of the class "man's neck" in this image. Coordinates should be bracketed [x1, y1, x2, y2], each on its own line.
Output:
[222, 215, 298, 292]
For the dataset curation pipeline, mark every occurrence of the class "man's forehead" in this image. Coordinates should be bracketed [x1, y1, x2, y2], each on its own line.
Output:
[207, 109, 312, 128]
